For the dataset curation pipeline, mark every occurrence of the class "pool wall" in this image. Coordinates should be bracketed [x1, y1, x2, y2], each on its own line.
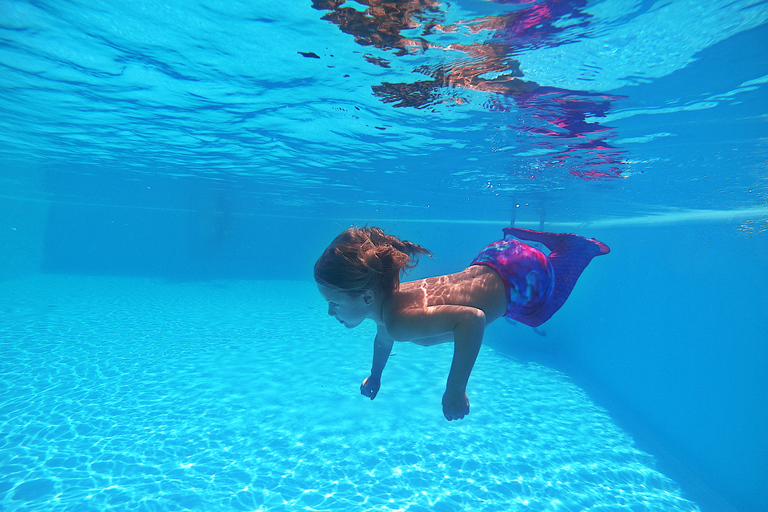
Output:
[0, 167, 48, 280]
[487, 222, 768, 512]
[2, 195, 767, 512]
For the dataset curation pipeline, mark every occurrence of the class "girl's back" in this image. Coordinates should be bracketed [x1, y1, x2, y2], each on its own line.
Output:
[395, 265, 508, 326]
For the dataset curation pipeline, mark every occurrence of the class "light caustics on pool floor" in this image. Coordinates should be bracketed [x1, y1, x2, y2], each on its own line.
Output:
[0, 276, 699, 511]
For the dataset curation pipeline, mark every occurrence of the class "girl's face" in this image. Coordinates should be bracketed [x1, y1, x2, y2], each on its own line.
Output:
[317, 285, 372, 328]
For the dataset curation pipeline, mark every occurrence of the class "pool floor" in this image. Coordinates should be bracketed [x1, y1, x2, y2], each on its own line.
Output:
[0, 275, 700, 511]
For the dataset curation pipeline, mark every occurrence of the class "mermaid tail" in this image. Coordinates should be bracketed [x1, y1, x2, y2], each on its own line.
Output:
[503, 227, 610, 326]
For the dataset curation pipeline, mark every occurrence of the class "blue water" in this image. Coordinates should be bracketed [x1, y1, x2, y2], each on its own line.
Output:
[2, 0, 767, 221]
[1, 0, 767, 511]
[1, 275, 699, 511]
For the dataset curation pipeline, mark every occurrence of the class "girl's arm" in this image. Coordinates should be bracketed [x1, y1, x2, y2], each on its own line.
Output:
[360, 329, 394, 400]
[386, 305, 486, 420]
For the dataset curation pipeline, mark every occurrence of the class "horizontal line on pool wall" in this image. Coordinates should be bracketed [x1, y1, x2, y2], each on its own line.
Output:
[368, 207, 768, 228]
[2, 195, 766, 227]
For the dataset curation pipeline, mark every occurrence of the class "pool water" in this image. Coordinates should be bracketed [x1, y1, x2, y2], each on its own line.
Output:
[1, 275, 699, 511]
[1, 0, 767, 510]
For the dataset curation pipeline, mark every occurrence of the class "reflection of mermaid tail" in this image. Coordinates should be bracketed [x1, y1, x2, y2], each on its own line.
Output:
[503, 227, 610, 326]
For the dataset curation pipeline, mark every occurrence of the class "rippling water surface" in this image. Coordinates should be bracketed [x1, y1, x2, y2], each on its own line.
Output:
[1, 0, 767, 221]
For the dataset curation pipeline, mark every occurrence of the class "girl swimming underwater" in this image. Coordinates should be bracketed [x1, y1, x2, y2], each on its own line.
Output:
[314, 226, 610, 421]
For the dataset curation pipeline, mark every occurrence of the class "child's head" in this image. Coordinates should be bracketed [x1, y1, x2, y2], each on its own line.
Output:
[314, 226, 431, 297]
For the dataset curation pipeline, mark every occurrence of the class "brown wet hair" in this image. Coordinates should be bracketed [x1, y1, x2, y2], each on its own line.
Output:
[314, 226, 431, 296]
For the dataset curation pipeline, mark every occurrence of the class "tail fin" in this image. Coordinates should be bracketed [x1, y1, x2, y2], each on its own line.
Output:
[503, 227, 610, 256]
[504, 227, 610, 325]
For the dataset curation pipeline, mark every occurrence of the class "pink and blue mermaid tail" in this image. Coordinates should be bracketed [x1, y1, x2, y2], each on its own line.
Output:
[471, 228, 610, 327]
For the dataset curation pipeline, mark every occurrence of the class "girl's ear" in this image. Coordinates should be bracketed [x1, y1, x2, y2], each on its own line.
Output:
[363, 289, 375, 305]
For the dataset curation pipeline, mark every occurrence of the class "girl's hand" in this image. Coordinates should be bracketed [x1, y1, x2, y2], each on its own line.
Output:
[361, 375, 381, 400]
[442, 389, 470, 420]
